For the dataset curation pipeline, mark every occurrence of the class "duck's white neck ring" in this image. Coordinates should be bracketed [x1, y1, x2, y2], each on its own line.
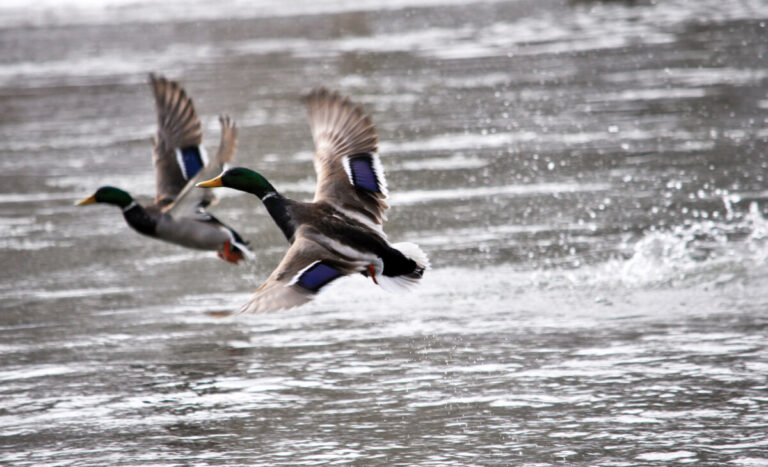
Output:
[261, 192, 277, 202]
[122, 201, 138, 212]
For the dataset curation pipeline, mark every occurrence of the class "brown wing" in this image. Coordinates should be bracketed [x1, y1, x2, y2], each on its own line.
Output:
[304, 88, 389, 227]
[214, 114, 238, 166]
[237, 233, 360, 314]
[164, 115, 238, 217]
[149, 73, 204, 208]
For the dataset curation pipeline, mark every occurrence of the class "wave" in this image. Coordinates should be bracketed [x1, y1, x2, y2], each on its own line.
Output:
[549, 199, 768, 290]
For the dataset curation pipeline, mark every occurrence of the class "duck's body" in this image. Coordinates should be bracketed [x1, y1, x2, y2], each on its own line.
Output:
[121, 201, 247, 252]
[77, 74, 252, 263]
[264, 196, 422, 279]
[198, 88, 428, 313]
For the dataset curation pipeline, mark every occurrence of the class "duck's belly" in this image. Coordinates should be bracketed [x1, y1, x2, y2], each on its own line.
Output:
[155, 216, 227, 250]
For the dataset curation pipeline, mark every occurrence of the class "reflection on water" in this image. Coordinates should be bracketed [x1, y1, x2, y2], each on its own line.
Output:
[2, 0, 768, 464]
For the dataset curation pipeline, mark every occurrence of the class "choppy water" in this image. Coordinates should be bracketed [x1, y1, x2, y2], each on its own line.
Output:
[2, 0, 768, 464]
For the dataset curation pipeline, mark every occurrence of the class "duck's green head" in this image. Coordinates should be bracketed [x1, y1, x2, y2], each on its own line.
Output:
[197, 167, 276, 199]
[76, 186, 134, 208]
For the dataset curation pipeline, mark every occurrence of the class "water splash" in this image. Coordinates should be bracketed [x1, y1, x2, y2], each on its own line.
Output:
[602, 201, 768, 288]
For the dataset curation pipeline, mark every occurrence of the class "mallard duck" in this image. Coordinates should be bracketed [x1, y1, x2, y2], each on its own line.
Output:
[197, 88, 429, 313]
[76, 74, 253, 263]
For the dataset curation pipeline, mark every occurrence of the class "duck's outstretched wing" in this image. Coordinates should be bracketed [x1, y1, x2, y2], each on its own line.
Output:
[304, 88, 388, 230]
[236, 234, 360, 314]
[164, 115, 238, 217]
[149, 74, 205, 208]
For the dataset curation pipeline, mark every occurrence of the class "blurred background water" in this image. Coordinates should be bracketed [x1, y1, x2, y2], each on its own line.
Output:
[1, 0, 768, 464]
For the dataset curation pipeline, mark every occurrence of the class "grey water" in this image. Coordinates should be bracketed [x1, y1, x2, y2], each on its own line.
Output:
[2, 0, 768, 464]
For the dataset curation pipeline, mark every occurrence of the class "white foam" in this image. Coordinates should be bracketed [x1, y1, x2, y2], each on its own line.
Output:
[587, 87, 708, 102]
[0, 0, 514, 28]
[1, 287, 135, 300]
[390, 182, 610, 206]
[380, 131, 537, 153]
[605, 68, 768, 87]
[397, 154, 488, 171]
[0, 192, 82, 203]
[0, 364, 82, 381]
[637, 451, 696, 462]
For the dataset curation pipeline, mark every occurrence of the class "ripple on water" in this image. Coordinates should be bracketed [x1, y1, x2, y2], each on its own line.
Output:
[391, 182, 610, 206]
[2, 0, 768, 465]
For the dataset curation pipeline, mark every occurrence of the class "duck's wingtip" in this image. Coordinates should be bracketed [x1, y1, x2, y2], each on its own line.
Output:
[218, 114, 236, 128]
[302, 86, 332, 103]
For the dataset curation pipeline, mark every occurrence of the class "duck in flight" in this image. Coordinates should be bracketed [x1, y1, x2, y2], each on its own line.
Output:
[197, 88, 429, 313]
[76, 74, 253, 263]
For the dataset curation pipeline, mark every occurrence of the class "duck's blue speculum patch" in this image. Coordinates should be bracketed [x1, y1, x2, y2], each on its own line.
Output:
[349, 154, 380, 192]
[297, 261, 343, 292]
[176, 146, 205, 180]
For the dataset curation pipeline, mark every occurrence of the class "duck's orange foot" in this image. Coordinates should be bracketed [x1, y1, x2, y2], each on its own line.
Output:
[218, 240, 243, 264]
[368, 264, 379, 285]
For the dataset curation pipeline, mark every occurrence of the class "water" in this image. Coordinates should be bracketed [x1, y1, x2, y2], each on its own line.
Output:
[2, 0, 768, 464]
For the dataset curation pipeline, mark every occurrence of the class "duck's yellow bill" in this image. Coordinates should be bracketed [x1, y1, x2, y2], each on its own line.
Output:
[75, 195, 97, 206]
[196, 176, 223, 188]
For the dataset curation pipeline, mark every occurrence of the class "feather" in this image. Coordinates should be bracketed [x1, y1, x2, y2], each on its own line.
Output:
[149, 74, 203, 207]
[164, 114, 238, 217]
[376, 242, 429, 293]
[237, 234, 357, 314]
[304, 88, 389, 226]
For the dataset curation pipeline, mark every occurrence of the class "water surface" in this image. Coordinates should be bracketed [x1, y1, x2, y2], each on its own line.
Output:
[2, 0, 768, 464]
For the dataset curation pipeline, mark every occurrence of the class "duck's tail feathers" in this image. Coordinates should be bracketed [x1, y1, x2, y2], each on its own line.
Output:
[232, 239, 255, 260]
[225, 228, 255, 261]
[377, 242, 430, 293]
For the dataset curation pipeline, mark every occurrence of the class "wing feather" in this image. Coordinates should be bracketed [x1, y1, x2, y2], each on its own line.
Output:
[237, 233, 359, 314]
[164, 115, 238, 217]
[149, 74, 204, 207]
[303, 88, 389, 227]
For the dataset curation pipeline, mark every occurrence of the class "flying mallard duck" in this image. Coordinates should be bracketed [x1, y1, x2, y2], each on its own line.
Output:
[197, 88, 429, 313]
[76, 74, 253, 263]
